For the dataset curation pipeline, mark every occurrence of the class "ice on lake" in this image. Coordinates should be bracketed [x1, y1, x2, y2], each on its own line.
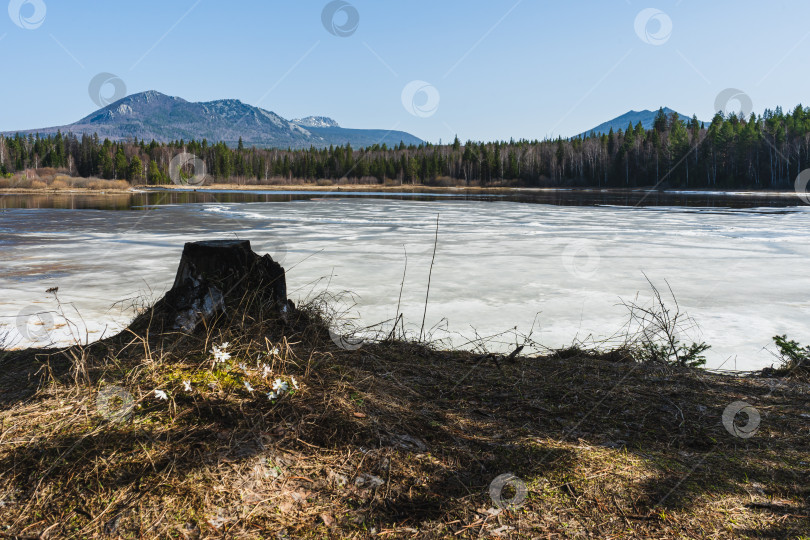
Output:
[2, 193, 809, 372]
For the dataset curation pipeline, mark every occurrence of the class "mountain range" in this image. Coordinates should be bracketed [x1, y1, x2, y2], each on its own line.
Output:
[3, 92, 704, 149]
[3, 91, 423, 149]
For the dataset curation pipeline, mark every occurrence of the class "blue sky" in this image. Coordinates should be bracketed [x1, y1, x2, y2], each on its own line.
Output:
[1, 0, 808, 143]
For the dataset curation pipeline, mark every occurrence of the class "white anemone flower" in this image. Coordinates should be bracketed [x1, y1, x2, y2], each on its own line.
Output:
[154, 389, 168, 400]
[267, 391, 279, 400]
[290, 376, 299, 390]
[270, 347, 280, 356]
[183, 380, 192, 392]
[221, 342, 230, 349]
[261, 364, 272, 379]
[244, 381, 254, 393]
[211, 345, 232, 367]
[272, 379, 289, 393]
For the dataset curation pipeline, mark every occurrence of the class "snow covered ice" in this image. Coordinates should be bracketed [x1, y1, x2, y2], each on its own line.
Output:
[2, 195, 809, 372]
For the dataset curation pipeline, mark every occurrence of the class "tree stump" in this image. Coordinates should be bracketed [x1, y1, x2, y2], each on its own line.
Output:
[157, 239, 289, 332]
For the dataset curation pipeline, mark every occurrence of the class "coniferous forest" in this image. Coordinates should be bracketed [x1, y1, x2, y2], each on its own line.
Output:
[2, 106, 809, 189]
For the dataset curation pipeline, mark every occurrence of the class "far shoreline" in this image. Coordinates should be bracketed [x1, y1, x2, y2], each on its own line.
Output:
[0, 182, 804, 198]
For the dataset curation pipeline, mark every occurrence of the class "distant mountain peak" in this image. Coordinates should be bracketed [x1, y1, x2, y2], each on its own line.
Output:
[136, 90, 168, 99]
[577, 107, 703, 138]
[122, 90, 184, 104]
[292, 116, 340, 128]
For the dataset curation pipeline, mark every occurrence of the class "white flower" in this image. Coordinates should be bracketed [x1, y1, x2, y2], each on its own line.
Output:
[154, 389, 168, 400]
[261, 364, 272, 379]
[270, 347, 280, 356]
[211, 345, 232, 366]
[238, 363, 248, 372]
[221, 342, 230, 349]
[244, 381, 254, 393]
[267, 391, 279, 400]
[183, 380, 192, 392]
[272, 378, 289, 393]
[291, 376, 299, 390]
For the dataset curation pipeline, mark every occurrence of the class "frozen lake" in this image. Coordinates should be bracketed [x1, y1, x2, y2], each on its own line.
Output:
[2, 189, 809, 372]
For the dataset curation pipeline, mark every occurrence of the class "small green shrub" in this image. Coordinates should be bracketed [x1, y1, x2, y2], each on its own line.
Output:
[622, 278, 710, 368]
[772, 334, 810, 371]
[638, 339, 710, 368]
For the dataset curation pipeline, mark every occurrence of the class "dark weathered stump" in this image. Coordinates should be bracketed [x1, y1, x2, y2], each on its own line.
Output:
[157, 239, 289, 332]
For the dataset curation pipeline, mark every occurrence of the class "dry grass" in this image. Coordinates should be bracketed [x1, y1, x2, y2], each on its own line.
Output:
[0, 170, 130, 191]
[0, 289, 809, 539]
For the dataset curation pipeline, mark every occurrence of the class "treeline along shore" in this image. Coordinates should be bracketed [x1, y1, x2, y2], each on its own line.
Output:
[2, 106, 810, 190]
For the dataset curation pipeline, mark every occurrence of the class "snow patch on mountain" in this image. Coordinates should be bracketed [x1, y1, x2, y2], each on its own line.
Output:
[292, 116, 340, 128]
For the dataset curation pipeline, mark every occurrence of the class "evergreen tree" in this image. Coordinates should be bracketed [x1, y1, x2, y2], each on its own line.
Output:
[147, 160, 163, 184]
[129, 156, 143, 181]
[114, 147, 128, 180]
